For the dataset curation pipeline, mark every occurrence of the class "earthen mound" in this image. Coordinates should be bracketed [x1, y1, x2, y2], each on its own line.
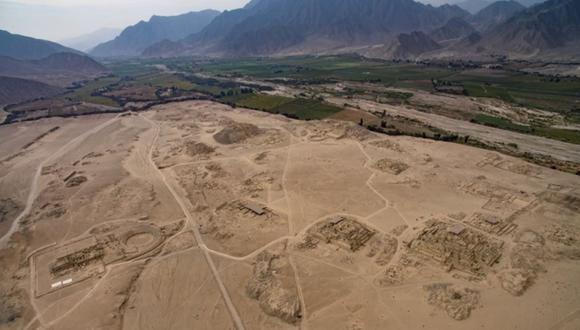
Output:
[373, 159, 409, 175]
[425, 283, 480, 321]
[184, 141, 215, 156]
[498, 269, 535, 296]
[214, 122, 261, 145]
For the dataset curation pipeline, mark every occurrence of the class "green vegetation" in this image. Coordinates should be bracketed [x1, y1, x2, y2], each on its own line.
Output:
[272, 98, 343, 120]
[227, 94, 294, 110]
[63, 76, 121, 107]
[226, 93, 342, 120]
[194, 56, 455, 91]
[533, 126, 580, 144]
[471, 114, 531, 133]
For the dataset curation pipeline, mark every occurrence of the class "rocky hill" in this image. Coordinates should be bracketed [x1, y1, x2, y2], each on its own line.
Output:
[0, 30, 81, 60]
[430, 17, 477, 42]
[0, 53, 107, 86]
[476, 0, 580, 56]
[0, 76, 63, 106]
[392, 31, 443, 58]
[91, 10, 220, 57]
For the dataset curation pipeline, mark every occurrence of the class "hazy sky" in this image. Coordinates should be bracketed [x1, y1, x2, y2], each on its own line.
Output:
[0, 0, 249, 42]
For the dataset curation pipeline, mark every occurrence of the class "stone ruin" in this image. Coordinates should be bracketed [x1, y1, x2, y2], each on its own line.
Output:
[465, 213, 518, 236]
[50, 244, 105, 277]
[238, 200, 267, 216]
[300, 216, 376, 252]
[410, 220, 503, 275]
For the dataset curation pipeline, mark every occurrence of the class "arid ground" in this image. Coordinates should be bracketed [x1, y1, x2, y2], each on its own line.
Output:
[1, 101, 579, 330]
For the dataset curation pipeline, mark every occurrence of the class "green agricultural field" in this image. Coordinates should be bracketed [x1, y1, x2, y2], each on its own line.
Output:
[197, 56, 455, 87]
[532, 126, 580, 144]
[472, 114, 531, 133]
[228, 94, 294, 110]
[472, 114, 580, 144]
[226, 93, 342, 120]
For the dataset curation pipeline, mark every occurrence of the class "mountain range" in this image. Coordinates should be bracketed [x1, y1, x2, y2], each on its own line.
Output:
[151, 0, 470, 57]
[90, 10, 220, 57]
[134, 0, 577, 60]
[4, 0, 578, 65]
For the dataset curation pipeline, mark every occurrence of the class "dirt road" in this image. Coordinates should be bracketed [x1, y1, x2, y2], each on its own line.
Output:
[140, 114, 246, 330]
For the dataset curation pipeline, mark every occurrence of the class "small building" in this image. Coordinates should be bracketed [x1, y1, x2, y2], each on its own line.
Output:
[240, 201, 266, 216]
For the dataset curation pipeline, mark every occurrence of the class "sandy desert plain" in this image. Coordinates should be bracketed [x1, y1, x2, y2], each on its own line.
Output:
[0, 100, 579, 330]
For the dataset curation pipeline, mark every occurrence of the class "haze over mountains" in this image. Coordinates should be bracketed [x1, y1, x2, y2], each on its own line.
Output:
[423, 0, 544, 13]
[60, 28, 122, 53]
